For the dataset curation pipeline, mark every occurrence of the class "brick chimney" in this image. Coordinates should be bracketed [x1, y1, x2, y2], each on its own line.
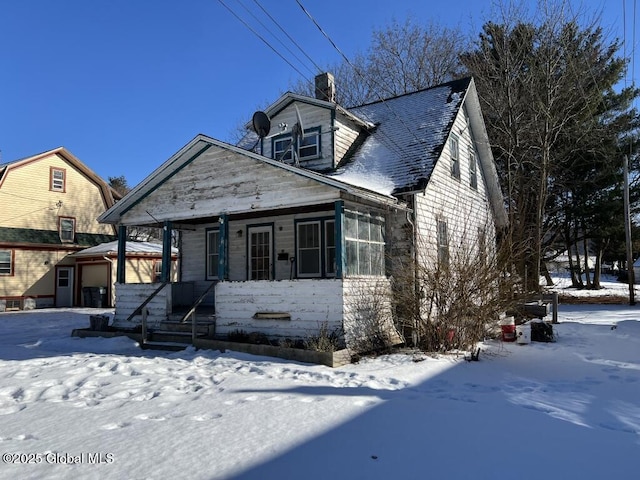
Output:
[315, 72, 336, 102]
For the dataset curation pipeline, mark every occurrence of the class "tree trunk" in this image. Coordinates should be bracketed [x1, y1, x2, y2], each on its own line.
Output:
[582, 233, 592, 288]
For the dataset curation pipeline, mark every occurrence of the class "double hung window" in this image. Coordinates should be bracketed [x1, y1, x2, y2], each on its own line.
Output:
[296, 219, 335, 278]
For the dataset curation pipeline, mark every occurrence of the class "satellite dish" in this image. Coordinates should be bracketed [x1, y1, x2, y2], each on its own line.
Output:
[252, 111, 271, 138]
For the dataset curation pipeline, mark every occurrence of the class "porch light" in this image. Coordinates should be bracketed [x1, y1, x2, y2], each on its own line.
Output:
[236, 229, 243, 238]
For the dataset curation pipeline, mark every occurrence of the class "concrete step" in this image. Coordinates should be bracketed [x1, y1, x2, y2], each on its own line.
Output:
[140, 340, 188, 352]
[154, 320, 215, 337]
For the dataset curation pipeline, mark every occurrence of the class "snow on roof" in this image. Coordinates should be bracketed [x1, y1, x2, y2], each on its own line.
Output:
[329, 78, 470, 195]
[72, 240, 178, 257]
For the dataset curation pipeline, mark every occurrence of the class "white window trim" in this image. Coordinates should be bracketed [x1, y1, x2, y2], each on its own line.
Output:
[51, 167, 65, 192]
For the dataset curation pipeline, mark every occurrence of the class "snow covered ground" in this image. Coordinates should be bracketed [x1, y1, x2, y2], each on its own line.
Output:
[0, 283, 639, 479]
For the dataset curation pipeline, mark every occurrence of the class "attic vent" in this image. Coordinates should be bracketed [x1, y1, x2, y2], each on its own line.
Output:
[315, 72, 336, 102]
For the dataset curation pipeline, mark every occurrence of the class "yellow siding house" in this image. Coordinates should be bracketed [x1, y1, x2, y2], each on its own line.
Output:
[0, 147, 119, 310]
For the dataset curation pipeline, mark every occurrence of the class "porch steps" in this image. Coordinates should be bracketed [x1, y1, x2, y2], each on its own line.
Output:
[155, 319, 216, 337]
[140, 340, 189, 352]
[140, 319, 216, 351]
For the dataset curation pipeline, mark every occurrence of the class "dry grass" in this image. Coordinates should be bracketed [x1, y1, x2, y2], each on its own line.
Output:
[557, 294, 631, 305]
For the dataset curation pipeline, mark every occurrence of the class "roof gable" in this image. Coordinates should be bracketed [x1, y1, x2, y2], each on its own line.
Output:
[0, 147, 120, 206]
[328, 78, 472, 195]
[99, 135, 399, 225]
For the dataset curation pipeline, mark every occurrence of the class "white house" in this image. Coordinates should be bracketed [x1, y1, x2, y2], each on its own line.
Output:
[97, 74, 507, 350]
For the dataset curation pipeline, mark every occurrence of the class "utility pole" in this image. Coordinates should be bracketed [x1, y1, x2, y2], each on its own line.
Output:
[623, 154, 635, 305]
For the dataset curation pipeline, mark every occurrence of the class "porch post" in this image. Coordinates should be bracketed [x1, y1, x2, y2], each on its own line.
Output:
[116, 225, 127, 284]
[334, 200, 345, 278]
[161, 221, 172, 282]
[218, 214, 228, 280]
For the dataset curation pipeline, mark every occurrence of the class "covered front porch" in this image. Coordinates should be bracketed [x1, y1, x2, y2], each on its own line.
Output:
[97, 135, 405, 351]
[109, 198, 399, 349]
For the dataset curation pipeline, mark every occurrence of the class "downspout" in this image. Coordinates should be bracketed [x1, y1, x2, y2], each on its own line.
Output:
[406, 195, 419, 347]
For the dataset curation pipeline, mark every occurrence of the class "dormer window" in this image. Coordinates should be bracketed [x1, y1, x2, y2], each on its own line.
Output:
[299, 127, 320, 159]
[272, 127, 320, 163]
[273, 135, 293, 162]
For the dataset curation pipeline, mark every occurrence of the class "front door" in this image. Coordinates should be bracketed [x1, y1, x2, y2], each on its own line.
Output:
[248, 225, 273, 280]
[55, 266, 74, 307]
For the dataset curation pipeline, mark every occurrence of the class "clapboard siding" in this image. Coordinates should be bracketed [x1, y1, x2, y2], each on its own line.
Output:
[215, 279, 344, 339]
[414, 105, 496, 260]
[122, 148, 341, 225]
[334, 115, 362, 164]
[0, 152, 113, 234]
[112, 283, 171, 328]
[180, 210, 335, 284]
[0, 249, 73, 298]
[342, 277, 397, 349]
[263, 102, 334, 171]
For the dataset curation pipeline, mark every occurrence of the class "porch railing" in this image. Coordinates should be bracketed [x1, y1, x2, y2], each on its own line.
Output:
[178, 281, 217, 343]
[124, 282, 169, 325]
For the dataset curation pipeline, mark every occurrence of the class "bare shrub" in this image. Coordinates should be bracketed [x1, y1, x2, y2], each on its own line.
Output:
[392, 225, 515, 353]
[305, 322, 344, 352]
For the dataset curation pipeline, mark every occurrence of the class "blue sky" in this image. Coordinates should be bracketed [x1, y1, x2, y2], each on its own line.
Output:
[0, 0, 634, 187]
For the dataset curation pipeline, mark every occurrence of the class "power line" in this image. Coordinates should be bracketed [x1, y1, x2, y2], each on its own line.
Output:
[251, 0, 324, 74]
[0, 190, 57, 204]
[294, 0, 427, 156]
[234, 0, 317, 77]
[216, 0, 310, 80]
[0, 205, 59, 224]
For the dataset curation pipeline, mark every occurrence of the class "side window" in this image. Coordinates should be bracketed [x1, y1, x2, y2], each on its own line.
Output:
[299, 127, 320, 159]
[437, 219, 449, 267]
[344, 212, 385, 276]
[469, 151, 478, 189]
[50, 167, 66, 192]
[59, 217, 75, 243]
[450, 136, 460, 179]
[0, 250, 13, 276]
[154, 261, 162, 283]
[273, 135, 293, 162]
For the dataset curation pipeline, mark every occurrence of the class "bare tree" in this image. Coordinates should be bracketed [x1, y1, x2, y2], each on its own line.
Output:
[289, 17, 468, 106]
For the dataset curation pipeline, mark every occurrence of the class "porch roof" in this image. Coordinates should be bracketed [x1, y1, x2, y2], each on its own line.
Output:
[98, 135, 402, 226]
[71, 240, 178, 258]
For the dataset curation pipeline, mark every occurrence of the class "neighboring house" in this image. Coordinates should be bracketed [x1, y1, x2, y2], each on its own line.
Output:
[0, 147, 119, 310]
[98, 74, 507, 349]
[71, 240, 179, 307]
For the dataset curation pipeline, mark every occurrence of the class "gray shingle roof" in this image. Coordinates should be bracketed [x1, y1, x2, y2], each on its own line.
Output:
[329, 77, 471, 195]
[0, 226, 116, 247]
